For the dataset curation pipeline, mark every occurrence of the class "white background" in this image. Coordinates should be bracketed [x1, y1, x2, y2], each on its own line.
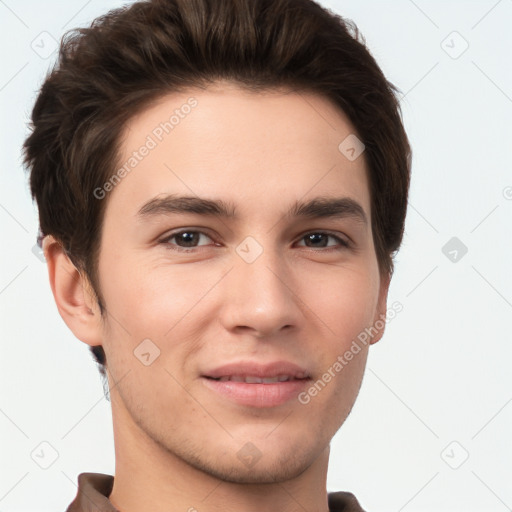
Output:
[1, 1, 511, 511]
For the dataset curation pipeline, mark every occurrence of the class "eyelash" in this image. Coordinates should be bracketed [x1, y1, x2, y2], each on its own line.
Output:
[159, 229, 351, 253]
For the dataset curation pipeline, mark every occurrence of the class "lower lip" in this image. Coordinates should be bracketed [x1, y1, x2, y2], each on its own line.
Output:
[201, 377, 311, 408]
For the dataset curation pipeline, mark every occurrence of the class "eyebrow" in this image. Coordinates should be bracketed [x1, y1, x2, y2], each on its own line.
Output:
[137, 194, 368, 226]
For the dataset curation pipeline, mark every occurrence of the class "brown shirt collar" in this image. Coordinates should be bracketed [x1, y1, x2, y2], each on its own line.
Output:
[65, 472, 366, 512]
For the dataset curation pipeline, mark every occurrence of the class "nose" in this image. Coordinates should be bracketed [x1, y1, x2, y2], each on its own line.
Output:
[219, 241, 303, 339]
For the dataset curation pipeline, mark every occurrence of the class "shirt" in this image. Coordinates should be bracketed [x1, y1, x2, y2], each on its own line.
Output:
[65, 472, 366, 511]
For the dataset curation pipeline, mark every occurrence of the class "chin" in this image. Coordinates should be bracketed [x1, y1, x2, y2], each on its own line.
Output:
[175, 434, 325, 485]
[196, 450, 315, 485]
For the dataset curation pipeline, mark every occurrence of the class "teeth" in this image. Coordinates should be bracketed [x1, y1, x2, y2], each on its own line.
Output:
[215, 375, 293, 383]
[244, 376, 263, 383]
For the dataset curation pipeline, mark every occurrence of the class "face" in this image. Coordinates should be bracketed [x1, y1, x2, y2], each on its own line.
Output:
[95, 82, 389, 484]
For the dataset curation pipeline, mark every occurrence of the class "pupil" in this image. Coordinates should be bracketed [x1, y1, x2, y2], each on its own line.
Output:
[180, 232, 197, 246]
[308, 233, 326, 247]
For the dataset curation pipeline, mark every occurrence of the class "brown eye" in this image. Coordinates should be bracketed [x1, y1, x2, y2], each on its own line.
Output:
[161, 230, 214, 251]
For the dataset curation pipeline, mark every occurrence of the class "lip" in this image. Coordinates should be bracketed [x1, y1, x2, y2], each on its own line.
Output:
[203, 360, 310, 380]
[201, 360, 311, 408]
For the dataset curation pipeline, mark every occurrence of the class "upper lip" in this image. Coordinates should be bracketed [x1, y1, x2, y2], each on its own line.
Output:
[203, 360, 311, 380]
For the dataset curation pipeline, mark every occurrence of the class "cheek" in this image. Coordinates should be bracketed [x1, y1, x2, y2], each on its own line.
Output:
[311, 263, 380, 343]
[100, 253, 208, 332]
[98, 256, 217, 375]
[303, 272, 374, 414]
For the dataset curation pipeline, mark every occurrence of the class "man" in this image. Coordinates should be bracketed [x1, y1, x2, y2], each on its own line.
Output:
[23, 0, 411, 510]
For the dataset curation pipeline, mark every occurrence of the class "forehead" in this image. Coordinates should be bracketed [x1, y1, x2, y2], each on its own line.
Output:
[107, 82, 371, 222]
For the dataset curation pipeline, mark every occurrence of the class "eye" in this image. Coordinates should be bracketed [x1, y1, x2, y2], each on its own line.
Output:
[160, 230, 215, 252]
[296, 232, 350, 251]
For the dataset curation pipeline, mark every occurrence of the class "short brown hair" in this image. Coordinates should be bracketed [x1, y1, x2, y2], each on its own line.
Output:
[23, 0, 411, 380]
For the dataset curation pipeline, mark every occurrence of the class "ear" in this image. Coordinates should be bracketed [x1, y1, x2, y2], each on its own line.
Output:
[43, 235, 103, 347]
[369, 270, 391, 345]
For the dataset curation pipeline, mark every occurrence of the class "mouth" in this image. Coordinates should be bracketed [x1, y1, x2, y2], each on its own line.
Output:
[201, 361, 312, 408]
[205, 374, 309, 384]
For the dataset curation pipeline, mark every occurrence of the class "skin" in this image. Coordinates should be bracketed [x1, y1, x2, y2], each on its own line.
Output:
[45, 81, 390, 512]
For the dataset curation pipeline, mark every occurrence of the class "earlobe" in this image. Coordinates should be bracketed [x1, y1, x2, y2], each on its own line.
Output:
[43, 235, 103, 347]
[369, 271, 391, 345]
